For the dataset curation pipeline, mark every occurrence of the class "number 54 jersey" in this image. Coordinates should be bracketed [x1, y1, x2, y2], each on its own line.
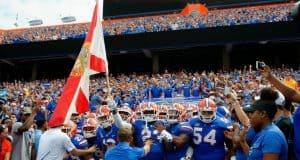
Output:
[189, 116, 229, 160]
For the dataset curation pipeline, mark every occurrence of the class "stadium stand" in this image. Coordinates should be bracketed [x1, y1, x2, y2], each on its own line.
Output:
[0, 3, 294, 44]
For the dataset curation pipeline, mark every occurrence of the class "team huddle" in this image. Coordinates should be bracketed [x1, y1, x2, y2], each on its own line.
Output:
[62, 98, 232, 160]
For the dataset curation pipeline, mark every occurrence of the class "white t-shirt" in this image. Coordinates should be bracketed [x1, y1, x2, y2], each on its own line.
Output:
[11, 122, 24, 160]
[11, 122, 34, 160]
[37, 128, 75, 160]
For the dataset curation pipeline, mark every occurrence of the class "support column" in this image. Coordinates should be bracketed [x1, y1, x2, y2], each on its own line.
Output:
[31, 62, 38, 81]
[297, 46, 300, 68]
[222, 44, 232, 70]
[152, 54, 159, 74]
[274, 55, 280, 67]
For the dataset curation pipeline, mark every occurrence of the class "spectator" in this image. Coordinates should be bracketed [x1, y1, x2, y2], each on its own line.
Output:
[37, 120, 96, 160]
[32, 119, 47, 158]
[11, 106, 39, 160]
[261, 65, 300, 159]
[244, 100, 288, 160]
[283, 74, 298, 90]
[0, 125, 12, 160]
[104, 127, 153, 160]
[1, 118, 13, 141]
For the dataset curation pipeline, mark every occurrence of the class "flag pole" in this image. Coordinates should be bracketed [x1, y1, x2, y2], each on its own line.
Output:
[105, 72, 112, 98]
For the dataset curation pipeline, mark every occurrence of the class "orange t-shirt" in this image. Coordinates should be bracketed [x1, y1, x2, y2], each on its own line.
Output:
[0, 138, 12, 160]
[284, 79, 299, 90]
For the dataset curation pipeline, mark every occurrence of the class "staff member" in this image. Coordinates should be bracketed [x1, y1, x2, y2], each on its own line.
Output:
[104, 127, 153, 160]
[244, 100, 288, 160]
[37, 120, 96, 160]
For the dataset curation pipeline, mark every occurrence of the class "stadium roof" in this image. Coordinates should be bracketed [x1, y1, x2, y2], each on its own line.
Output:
[0, 0, 94, 29]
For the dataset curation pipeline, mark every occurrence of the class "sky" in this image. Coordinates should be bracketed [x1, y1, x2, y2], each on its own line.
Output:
[0, 0, 95, 29]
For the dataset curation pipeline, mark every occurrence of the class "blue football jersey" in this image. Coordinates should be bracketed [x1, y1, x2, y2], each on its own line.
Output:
[96, 124, 119, 147]
[165, 122, 193, 160]
[133, 120, 164, 160]
[71, 134, 89, 149]
[69, 134, 89, 160]
[189, 117, 229, 160]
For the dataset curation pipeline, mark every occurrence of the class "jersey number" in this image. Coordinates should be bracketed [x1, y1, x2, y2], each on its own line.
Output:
[193, 127, 216, 145]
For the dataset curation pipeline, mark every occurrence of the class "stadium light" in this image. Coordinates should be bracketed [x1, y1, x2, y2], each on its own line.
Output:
[61, 16, 76, 23]
[28, 19, 43, 26]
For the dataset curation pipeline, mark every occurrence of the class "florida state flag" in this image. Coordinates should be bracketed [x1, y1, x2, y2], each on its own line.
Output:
[48, 0, 108, 127]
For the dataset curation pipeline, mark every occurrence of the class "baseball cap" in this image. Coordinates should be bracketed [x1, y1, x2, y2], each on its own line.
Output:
[245, 100, 277, 118]
[23, 107, 32, 114]
[275, 90, 285, 106]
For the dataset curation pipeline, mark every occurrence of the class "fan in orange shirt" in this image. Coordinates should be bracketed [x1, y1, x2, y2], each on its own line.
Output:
[283, 74, 299, 90]
[0, 125, 12, 160]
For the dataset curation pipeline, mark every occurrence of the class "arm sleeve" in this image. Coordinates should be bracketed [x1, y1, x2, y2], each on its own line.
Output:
[113, 113, 132, 129]
[63, 134, 76, 152]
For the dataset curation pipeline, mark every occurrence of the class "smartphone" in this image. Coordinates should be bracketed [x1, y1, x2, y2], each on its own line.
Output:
[255, 61, 266, 70]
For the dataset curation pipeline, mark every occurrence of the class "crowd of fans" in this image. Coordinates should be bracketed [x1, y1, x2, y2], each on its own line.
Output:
[0, 65, 299, 159]
[0, 3, 293, 44]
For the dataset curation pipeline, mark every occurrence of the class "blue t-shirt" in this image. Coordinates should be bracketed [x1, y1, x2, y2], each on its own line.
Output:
[34, 109, 45, 121]
[151, 86, 163, 98]
[293, 106, 300, 160]
[248, 123, 288, 160]
[189, 117, 229, 160]
[235, 127, 259, 160]
[104, 142, 144, 160]
[163, 88, 173, 98]
[182, 86, 191, 97]
[191, 85, 200, 97]
[34, 129, 43, 153]
[46, 101, 56, 121]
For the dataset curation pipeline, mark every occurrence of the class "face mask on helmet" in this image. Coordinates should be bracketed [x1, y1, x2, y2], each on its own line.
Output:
[70, 113, 80, 124]
[199, 110, 216, 123]
[167, 109, 179, 123]
[83, 126, 96, 138]
[143, 110, 156, 122]
[83, 118, 97, 138]
[198, 98, 216, 123]
[98, 115, 113, 128]
[158, 112, 167, 119]
[61, 121, 77, 137]
[119, 110, 131, 122]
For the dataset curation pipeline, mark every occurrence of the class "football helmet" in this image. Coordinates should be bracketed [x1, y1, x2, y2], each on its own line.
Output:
[98, 105, 113, 128]
[82, 118, 98, 138]
[118, 106, 133, 123]
[70, 112, 81, 124]
[167, 103, 183, 123]
[141, 102, 157, 122]
[62, 120, 77, 137]
[133, 105, 143, 120]
[185, 103, 198, 119]
[198, 98, 216, 123]
[157, 105, 168, 119]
